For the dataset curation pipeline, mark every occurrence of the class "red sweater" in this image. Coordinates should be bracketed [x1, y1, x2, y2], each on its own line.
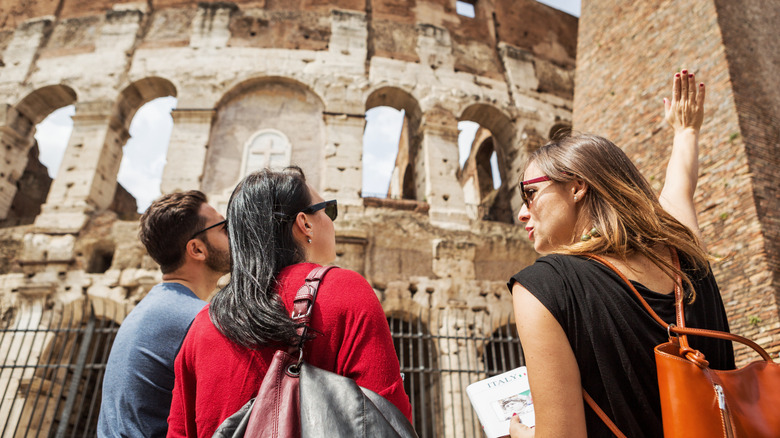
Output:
[167, 263, 413, 437]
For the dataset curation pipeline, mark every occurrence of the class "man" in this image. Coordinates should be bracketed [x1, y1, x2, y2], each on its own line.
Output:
[98, 190, 229, 437]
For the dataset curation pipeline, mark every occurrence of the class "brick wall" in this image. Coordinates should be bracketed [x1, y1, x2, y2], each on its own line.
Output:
[575, 0, 780, 364]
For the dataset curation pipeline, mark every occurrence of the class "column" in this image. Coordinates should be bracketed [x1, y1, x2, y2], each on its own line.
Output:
[34, 100, 127, 233]
[420, 109, 470, 228]
[321, 112, 365, 209]
[0, 104, 35, 219]
[160, 109, 215, 194]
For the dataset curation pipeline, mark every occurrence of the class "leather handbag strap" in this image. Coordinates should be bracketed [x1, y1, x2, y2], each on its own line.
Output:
[290, 265, 337, 346]
[587, 252, 772, 361]
[582, 390, 627, 438]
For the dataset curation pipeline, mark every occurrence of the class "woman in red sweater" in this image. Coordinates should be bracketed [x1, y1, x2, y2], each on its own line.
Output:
[167, 167, 412, 437]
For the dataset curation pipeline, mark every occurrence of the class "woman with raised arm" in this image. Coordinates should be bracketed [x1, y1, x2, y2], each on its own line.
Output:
[507, 70, 735, 437]
[167, 167, 412, 437]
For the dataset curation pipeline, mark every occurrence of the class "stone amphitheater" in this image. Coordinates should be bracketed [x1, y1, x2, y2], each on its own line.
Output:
[0, 0, 777, 436]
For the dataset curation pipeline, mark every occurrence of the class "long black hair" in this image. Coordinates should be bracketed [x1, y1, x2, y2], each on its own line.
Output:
[209, 167, 312, 349]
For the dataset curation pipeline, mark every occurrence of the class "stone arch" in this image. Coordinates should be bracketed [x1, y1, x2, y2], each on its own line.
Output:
[202, 76, 326, 212]
[458, 104, 515, 223]
[33, 77, 177, 231]
[364, 87, 424, 201]
[0, 85, 77, 223]
[113, 77, 178, 134]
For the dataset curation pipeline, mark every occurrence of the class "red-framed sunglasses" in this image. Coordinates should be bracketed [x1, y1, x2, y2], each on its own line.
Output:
[520, 172, 575, 206]
[519, 175, 552, 207]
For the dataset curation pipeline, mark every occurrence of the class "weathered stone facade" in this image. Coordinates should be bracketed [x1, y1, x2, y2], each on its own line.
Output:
[0, 0, 575, 435]
[574, 0, 780, 363]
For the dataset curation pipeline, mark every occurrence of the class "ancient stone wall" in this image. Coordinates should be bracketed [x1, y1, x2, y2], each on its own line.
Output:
[574, 0, 780, 362]
[0, 1, 575, 435]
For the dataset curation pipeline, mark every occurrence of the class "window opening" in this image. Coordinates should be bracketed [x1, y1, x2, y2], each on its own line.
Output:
[456, 0, 476, 18]
[362, 107, 405, 198]
[35, 105, 75, 178]
[119, 96, 177, 213]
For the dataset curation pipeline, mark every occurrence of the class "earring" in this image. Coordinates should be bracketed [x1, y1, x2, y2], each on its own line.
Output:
[581, 227, 600, 241]
[574, 195, 578, 201]
[307, 237, 312, 244]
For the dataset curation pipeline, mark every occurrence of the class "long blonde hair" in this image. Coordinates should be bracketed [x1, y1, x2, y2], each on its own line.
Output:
[526, 133, 708, 300]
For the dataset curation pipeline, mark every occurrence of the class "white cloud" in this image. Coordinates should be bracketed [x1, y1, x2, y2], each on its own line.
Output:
[119, 96, 177, 212]
[35, 105, 75, 178]
[535, 0, 580, 16]
[458, 121, 479, 168]
[362, 107, 405, 197]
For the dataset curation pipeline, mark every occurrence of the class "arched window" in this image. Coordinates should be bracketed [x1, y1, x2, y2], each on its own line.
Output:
[241, 129, 292, 176]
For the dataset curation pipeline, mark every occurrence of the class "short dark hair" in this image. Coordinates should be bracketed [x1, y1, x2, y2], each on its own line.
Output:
[139, 190, 208, 273]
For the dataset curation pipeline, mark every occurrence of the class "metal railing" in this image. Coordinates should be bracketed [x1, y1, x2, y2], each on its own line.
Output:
[0, 300, 123, 438]
[389, 308, 525, 438]
[1, 301, 522, 438]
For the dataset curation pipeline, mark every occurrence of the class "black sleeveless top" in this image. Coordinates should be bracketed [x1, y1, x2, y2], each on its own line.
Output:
[508, 254, 735, 437]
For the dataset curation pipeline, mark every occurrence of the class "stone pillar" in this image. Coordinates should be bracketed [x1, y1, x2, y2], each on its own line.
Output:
[34, 100, 128, 233]
[321, 113, 365, 209]
[436, 308, 481, 438]
[420, 109, 469, 228]
[0, 105, 35, 219]
[160, 109, 215, 194]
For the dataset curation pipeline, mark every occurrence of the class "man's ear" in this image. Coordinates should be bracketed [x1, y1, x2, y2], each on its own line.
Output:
[185, 238, 207, 262]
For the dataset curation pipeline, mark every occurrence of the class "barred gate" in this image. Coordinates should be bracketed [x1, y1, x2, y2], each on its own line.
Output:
[389, 308, 525, 438]
[1, 301, 521, 438]
[0, 300, 123, 438]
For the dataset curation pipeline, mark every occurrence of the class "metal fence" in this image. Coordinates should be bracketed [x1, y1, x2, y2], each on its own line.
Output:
[0, 300, 123, 438]
[389, 308, 524, 438]
[0, 301, 522, 438]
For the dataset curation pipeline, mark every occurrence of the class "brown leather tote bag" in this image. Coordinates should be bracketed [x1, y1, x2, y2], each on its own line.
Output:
[586, 253, 780, 438]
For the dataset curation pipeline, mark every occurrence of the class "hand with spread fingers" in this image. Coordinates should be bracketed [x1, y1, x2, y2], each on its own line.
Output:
[664, 68, 705, 133]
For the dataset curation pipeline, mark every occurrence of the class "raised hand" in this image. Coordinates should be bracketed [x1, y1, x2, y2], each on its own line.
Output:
[664, 69, 705, 133]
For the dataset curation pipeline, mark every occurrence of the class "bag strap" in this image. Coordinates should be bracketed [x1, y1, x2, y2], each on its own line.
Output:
[581, 248, 772, 437]
[288, 265, 337, 359]
[586, 252, 772, 362]
[582, 390, 627, 438]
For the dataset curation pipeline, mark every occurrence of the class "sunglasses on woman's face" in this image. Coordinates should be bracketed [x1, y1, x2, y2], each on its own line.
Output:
[300, 200, 338, 221]
[519, 175, 552, 207]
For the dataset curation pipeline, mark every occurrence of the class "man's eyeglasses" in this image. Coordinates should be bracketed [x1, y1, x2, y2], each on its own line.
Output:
[191, 220, 226, 240]
[300, 200, 338, 221]
[520, 175, 553, 207]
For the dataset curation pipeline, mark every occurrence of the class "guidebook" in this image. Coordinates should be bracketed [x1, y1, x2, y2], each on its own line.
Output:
[466, 366, 535, 438]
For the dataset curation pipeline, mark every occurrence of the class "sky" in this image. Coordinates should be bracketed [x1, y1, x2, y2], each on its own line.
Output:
[33, 0, 580, 213]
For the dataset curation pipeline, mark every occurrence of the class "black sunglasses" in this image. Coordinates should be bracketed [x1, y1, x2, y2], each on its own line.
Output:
[191, 220, 226, 240]
[300, 200, 338, 221]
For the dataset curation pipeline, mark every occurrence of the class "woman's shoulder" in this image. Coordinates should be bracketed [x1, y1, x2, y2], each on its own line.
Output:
[281, 263, 369, 286]
[517, 253, 594, 276]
